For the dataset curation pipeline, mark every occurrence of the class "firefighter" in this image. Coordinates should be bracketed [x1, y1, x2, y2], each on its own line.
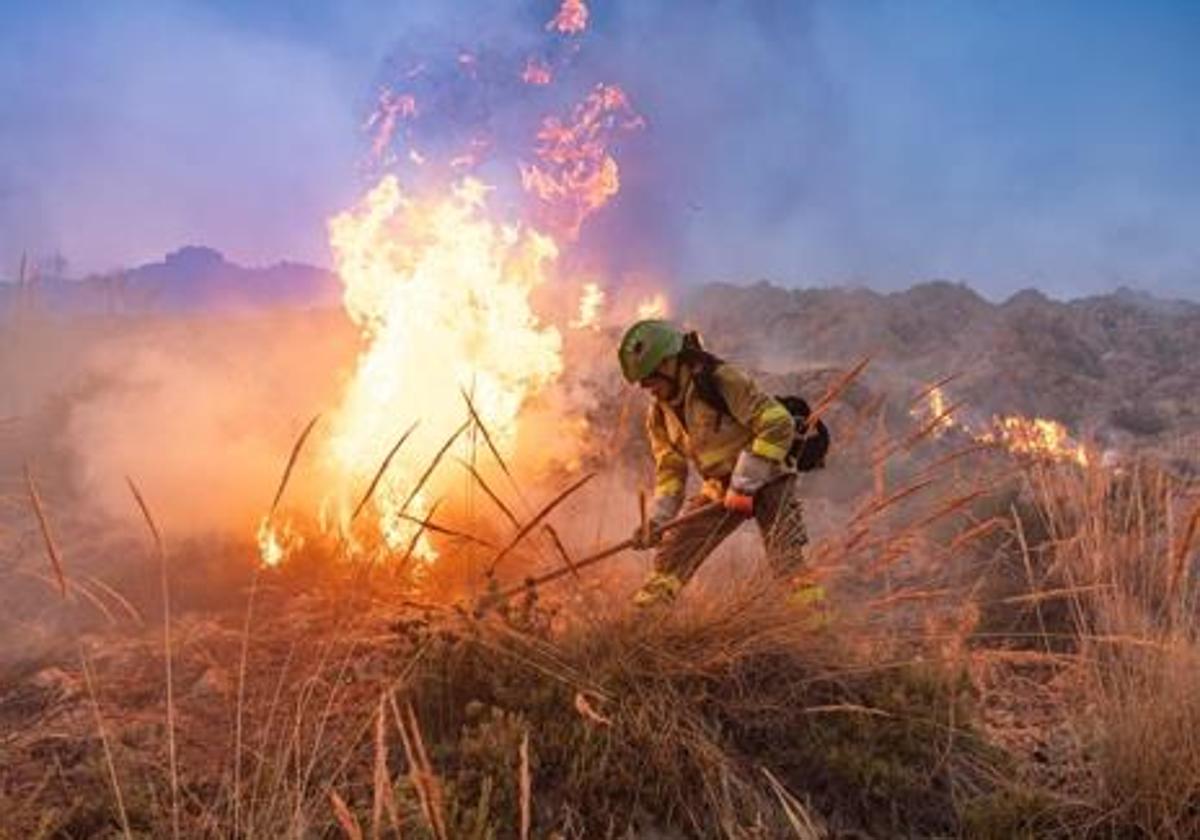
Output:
[618, 319, 812, 607]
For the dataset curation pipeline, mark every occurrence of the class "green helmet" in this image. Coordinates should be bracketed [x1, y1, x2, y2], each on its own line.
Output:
[618, 319, 685, 383]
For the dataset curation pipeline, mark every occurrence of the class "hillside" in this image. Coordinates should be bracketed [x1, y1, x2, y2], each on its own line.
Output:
[0, 247, 340, 315]
[687, 280, 1200, 471]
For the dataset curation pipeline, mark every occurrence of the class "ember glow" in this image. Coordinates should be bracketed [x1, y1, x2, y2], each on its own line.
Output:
[523, 57, 553, 86]
[548, 0, 589, 35]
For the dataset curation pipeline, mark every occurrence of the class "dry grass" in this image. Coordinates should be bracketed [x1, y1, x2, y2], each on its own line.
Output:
[1011, 459, 1200, 837]
[7, 368, 1200, 837]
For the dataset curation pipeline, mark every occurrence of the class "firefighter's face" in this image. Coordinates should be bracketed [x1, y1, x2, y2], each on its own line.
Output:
[640, 358, 679, 401]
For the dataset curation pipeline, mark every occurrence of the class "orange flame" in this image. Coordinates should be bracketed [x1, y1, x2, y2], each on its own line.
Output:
[548, 0, 588, 34]
[257, 516, 303, 568]
[981, 416, 1091, 467]
[256, 0, 667, 567]
[315, 175, 563, 562]
[520, 84, 644, 237]
[912, 385, 1090, 467]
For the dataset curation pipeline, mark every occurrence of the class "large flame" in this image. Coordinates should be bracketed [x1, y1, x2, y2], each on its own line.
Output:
[257, 2, 656, 567]
[322, 175, 563, 559]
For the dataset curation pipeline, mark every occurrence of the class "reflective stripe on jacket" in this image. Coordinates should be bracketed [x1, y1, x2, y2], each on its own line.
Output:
[647, 363, 795, 501]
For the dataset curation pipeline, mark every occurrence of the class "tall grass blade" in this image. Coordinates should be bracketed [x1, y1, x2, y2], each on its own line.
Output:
[488, 473, 595, 576]
[24, 463, 67, 598]
[352, 420, 418, 523]
[126, 476, 179, 840]
[271, 413, 321, 515]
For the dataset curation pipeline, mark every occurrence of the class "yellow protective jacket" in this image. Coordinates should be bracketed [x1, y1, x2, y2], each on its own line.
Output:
[647, 362, 795, 502]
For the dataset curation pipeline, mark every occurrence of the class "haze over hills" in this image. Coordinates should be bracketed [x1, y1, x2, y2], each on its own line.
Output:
[685, 280, 1200, 471]
[0, 246, 340, 314]
[3, 249, 1197, 467]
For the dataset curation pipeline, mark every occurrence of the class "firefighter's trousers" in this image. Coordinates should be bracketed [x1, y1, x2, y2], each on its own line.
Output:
[653, 474, 808, 585]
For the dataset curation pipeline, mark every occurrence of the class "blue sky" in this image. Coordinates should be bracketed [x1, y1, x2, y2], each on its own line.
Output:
[1, 0, 1197, 300]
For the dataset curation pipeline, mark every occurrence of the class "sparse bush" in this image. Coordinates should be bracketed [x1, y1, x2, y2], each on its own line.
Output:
[1010, 460, 1200, 837]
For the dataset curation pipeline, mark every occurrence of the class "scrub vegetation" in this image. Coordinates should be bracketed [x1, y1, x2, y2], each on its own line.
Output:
[1, 313, 1198, 838]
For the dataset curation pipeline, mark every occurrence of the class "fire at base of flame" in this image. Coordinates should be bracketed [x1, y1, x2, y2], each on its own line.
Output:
[257, 516, 304, 568]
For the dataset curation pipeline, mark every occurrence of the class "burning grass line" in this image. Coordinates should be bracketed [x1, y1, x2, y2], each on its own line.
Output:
[271, 413, 321, 515]
[456, 457, 521, 529]
[487, 472, 596, 576]
[352, 419, 418, 523]
[24, 463, 66, 598]
[126, 476, 179, 840]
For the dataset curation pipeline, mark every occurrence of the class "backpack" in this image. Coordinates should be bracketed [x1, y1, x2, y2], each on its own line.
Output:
[774, 394, 831, 472]
[686, 347, 831, 472]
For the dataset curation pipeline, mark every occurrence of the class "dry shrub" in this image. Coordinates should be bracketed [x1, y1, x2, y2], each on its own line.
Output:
[1018, 459, 1200, 837]
[400, 577, 1003, 838]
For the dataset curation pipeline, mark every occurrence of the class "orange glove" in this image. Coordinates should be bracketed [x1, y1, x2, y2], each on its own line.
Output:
[723, 490, 755, 516]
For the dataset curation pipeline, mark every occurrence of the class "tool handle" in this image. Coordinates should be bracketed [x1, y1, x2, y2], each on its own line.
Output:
[493, 502, 721, 602]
